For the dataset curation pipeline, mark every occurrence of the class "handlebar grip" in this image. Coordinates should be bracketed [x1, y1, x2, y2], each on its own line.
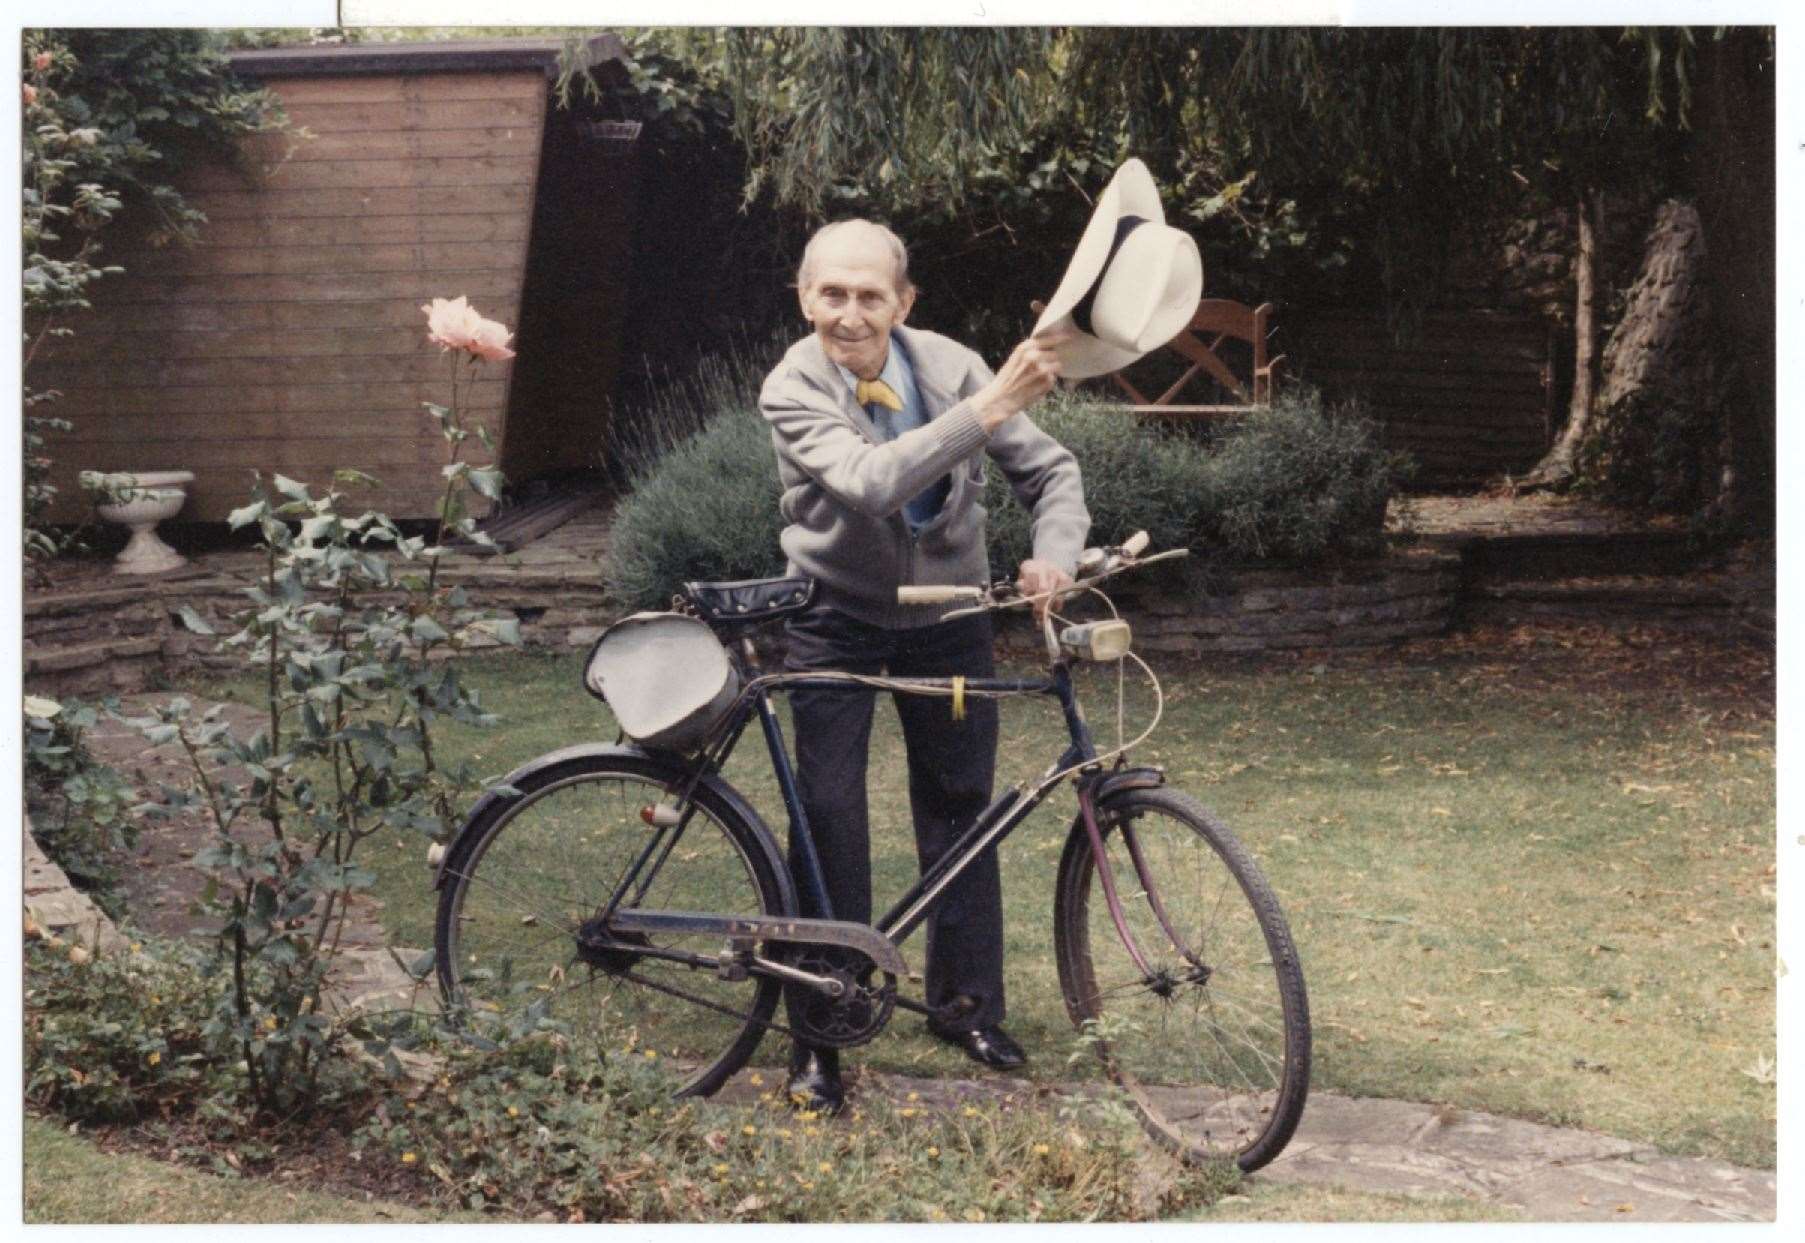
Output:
[1120, 530, 1151, 557]
[897, 585, 983, 605]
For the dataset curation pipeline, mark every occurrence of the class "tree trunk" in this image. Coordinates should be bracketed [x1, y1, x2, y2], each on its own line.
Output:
[1596, 201, 1706, 406]
[1585, 200, 1719, 510]
[1519, 187, 1604, 489]
[1690, 29, 1776, 530]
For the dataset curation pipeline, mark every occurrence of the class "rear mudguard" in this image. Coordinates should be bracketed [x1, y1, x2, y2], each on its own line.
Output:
[433, 742, 796, 918]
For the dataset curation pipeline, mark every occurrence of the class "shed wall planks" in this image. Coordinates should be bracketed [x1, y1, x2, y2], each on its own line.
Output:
[42, 70, 547, 523]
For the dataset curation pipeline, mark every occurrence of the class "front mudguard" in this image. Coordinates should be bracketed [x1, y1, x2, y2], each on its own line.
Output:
[1055, 764, 1166, 886]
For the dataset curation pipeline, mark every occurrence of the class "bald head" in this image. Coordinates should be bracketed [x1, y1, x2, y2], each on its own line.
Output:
[796, 219, 913, 298]
[795, 218, 917, 380]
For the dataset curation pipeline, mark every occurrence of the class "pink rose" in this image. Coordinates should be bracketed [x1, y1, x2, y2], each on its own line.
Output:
[34, 50, 53, 71]
[421, 296, 515, 362]
[23, 83, 38, 106]
[466, 317, 516, 362]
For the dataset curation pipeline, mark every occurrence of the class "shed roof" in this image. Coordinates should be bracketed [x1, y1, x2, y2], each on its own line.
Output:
[227, 33, 626, 80]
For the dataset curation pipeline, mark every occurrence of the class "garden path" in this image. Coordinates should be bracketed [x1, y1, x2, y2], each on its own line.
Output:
[710, 1066, 1777, 1223]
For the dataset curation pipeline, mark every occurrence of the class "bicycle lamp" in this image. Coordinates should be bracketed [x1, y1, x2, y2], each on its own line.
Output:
[1058, 619, 1133, 661]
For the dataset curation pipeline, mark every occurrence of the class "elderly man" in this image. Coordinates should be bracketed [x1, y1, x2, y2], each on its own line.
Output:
[760, 219, 1090, 1115]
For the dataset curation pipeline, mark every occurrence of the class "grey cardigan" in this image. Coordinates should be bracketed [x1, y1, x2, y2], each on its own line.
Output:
[759, 323, 1090, 629]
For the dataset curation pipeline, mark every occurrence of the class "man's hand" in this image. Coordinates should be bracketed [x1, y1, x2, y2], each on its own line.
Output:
[1017, 558, 1074, 618]
[972, 327, 1074, 434]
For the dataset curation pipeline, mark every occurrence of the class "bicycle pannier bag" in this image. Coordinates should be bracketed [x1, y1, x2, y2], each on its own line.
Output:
[583, 612, 741, 752]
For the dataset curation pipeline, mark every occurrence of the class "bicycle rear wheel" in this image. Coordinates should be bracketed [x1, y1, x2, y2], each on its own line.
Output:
[434, 752, 789, 1096]
[1054, 786, 1310, 1172]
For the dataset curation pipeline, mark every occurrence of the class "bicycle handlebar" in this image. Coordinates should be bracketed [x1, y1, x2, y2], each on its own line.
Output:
[896, 584, 987, 605]
[895, 531, 1184, 612]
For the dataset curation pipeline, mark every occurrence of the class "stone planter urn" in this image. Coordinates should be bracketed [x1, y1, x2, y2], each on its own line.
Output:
[83, 470, 196, 575]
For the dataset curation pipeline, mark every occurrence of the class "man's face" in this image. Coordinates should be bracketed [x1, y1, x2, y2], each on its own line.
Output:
[798, 232, 915, 380]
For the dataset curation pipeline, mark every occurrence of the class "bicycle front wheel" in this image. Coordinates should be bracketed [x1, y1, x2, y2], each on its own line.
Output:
[1053, 786, 1311, 1172]
[434, 752, 789, 1096]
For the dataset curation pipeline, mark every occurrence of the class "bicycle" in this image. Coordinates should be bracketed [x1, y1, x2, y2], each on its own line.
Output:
[431, 533, 1311, 1172]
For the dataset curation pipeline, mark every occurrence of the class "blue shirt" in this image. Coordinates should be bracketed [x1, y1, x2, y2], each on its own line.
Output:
[834, 336, 949, 532]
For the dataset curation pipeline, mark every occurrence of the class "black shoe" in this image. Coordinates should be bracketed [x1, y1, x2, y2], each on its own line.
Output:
[929, 1023, 1028, 1070]
[785, 1045, 846, 1116]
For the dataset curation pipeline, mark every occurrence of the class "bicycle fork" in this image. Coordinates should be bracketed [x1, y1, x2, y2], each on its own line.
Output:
[1075, 785, 1210, 984]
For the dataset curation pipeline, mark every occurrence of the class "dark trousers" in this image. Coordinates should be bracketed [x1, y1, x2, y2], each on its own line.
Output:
[783, 607, 1005, 1034]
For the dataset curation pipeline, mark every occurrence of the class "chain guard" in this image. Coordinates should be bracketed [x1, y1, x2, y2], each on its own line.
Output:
[784, 945, 897, 1049]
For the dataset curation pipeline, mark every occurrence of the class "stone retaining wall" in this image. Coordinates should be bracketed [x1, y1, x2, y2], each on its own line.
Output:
[23, 548, 1470, 695]
[1001, 549, 1462, 655]
[22, 565, 619, 697]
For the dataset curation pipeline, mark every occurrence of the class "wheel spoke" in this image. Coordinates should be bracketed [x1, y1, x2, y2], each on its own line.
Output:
[437, 760, 784, 1095]
[1057, 789, 1309, 1171]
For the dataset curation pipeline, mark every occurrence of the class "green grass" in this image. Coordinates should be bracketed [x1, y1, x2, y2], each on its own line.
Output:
[22, 1115, 475, 1223]
[184, 627, 1776, 1169]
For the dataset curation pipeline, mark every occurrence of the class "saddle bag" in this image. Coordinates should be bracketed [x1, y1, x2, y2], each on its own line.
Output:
[582, 612, 741, 753]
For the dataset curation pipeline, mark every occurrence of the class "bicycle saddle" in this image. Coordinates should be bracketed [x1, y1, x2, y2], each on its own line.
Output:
[683, 576, 817, 627]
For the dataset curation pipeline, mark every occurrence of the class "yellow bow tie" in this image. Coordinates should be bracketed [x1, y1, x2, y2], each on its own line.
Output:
[856, 377, 904, 412]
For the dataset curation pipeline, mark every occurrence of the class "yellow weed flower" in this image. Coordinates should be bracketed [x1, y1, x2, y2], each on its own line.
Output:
[926, 1146, 940, 1158]
[742, 1125, 758, 1136]
[146, 1051, 161, 1067]
[749, 1073, 764, 1086]
[401, 1152, 418, 1165]
[898, 1107, 916, 1118]
[1033, 1143, 1050, 1156]
[643, 1049, 658, 1060]
[817, 1160, 833, 1174]
[507, 1106, 519, 1118]
[264, 1016, 279, 1030]
[961, 1105, 978, 1117]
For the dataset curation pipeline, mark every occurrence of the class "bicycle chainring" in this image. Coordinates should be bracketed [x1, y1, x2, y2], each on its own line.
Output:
[783, 946, 897, 1049]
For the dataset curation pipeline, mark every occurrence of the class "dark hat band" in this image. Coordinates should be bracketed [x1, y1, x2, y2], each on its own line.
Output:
[1069, 214, 1148, 337]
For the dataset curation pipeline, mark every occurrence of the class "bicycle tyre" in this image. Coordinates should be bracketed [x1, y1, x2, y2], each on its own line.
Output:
[434, 750, 790, 1097]
[1053, 786, 1311, 1172]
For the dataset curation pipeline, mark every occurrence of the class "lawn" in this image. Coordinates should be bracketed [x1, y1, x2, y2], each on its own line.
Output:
[184, 621, 1776, 1169]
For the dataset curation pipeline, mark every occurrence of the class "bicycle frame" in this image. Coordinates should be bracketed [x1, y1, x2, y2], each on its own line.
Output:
[594, 648, 1183, 995]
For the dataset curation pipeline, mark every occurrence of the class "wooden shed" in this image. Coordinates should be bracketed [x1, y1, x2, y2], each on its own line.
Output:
[36, 35, 638, 524]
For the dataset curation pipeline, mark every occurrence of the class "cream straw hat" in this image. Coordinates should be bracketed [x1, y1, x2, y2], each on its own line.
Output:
[1033, 158, 1204, 379]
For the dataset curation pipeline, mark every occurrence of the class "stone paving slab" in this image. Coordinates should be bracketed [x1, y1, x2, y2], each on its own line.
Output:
[1259, 1095, 1773, 1222]
[23, 812, 129, 953]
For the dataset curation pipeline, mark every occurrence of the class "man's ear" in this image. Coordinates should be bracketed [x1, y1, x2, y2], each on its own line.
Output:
[797, 284, 813, 320]
[896, 284, 916, 324]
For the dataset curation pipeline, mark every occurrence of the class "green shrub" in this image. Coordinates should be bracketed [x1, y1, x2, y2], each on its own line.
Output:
[602, 405, 787, 610]
[24, 696, 140, 919]
[25, 936, 244, 1123]
[982, 389, 1213, 570]
[356, 1031, 1233, 1222]
[605, 364, 1407, 608]
[1202, 388, 1411, 562]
